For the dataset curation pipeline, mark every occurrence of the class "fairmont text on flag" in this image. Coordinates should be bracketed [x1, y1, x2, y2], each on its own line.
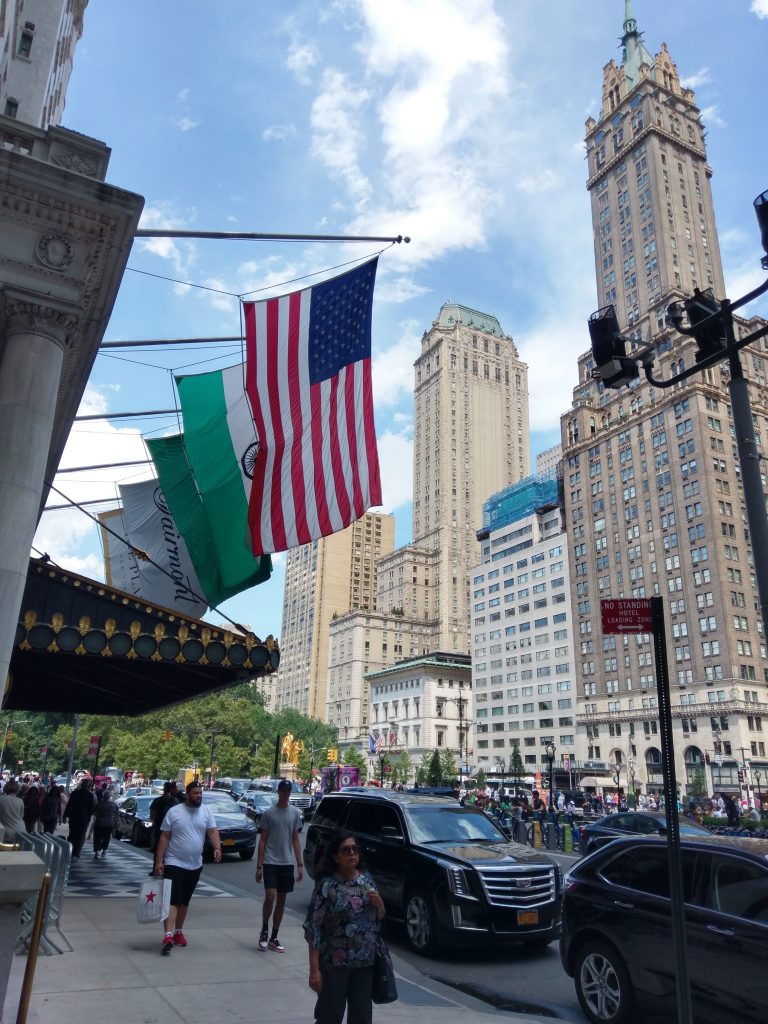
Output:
[243, 258, 382, 555]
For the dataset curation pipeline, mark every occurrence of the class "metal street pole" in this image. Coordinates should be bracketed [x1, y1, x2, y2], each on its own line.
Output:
[65, 714, 80, 792]
[651, 597, 692, 1024]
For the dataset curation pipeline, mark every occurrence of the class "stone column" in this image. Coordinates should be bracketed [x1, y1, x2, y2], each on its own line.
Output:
[0, 296, 80, 692]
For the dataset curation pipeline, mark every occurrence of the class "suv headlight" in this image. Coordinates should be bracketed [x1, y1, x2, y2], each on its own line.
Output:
[437, 859, 478, 900]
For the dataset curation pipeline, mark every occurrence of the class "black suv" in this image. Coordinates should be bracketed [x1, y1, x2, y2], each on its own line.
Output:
[305, 791, 561, 955]
[560, 835, 768, 1024]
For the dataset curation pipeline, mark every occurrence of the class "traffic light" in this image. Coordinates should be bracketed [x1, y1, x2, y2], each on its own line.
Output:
[738, 768, 745, 783]
[5, 731, 12, 744]
[162, 731, 173, 742]
[754, 188, 768, 266]
[588, 305, 639, 389]
[327, 748, 338, 763]
[684, 288, 726, 363]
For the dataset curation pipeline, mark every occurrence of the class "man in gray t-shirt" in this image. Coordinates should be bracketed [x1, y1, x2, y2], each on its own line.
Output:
[255, 780, 303, 952]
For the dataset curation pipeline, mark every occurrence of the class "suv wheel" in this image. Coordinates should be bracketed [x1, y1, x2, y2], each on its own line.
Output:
[405, 890, 437, 955]
[574, 940, 636, 1024]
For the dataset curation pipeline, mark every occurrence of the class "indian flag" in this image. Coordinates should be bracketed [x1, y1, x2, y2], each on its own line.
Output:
[147, 364, 271, 607]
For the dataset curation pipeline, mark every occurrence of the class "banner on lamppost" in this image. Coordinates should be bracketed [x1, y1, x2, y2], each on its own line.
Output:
[40, 745, 48, 755]
[87, 736, 101, 759]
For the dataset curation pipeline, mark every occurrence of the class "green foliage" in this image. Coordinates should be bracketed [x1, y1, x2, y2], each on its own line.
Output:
[439, 749, 457, 784]
[510, 742, 524, 783]
[391, 750, 413, 786]
[689, 765, 707, 798]
[340, 747, 368, 783]
[427, 750, 443, 787]
[475, 768, 487, 790]
[4, 684, 338, 781]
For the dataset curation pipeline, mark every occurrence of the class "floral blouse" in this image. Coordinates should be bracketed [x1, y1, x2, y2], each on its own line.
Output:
[303, 870, 381, 970]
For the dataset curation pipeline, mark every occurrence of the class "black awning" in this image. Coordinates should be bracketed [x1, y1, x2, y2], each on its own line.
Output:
[5, 559, 279, 716]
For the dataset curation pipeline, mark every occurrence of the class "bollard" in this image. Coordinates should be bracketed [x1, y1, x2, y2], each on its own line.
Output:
[532, 820, 542, 848]
[545, 822, 558, 850]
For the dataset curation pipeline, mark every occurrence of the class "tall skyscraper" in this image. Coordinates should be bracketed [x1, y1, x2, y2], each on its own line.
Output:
[326, 302, 530, 750]
[561, 4, 768, 798]
[274, 512, 395, 718]
[0, 1, 88, 128]
[412, 302, 531, 652]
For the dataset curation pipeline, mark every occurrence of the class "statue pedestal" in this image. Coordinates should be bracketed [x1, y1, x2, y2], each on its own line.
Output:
[279, 763, 298, 781]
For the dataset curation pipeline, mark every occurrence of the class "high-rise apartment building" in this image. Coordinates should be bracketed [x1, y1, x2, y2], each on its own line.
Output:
[412, 302, 531, 652]
[0, 1, 87, 128]
[561, 4, 768, 797]
[470, 477, 576, 778]
[325, 302, 530, 746]
[274, 512, 394, 718]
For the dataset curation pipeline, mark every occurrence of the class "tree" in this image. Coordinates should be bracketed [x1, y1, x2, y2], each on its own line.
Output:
[689, 764, 707, 798]
[427, 750, 443, 787]
[475, 768, 487, 790]
[510, 742, 524, 786]
[341, 747, 368, 783]
[391, 750, 413, 787]
[439, 749, 457, 784]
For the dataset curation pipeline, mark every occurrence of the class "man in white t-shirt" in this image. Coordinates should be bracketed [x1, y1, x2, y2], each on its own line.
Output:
[154, 781, 221, 956]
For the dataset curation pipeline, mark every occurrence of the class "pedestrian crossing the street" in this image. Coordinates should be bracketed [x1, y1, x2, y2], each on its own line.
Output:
[66, 839, 234, 899]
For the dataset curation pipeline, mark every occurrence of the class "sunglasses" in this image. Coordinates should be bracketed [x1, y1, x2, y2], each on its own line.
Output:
[337, 845, 359, 855]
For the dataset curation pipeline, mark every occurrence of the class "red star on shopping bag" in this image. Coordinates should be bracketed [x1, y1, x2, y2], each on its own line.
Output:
[145, 890, 157, 903]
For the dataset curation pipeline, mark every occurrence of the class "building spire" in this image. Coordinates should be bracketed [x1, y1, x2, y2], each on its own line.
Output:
[621, 0, 640, 58]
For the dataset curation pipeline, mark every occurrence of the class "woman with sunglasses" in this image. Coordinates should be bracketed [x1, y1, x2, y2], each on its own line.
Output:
[303, 831, 385, 1024]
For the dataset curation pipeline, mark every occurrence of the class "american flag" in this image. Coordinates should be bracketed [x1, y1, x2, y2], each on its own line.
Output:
[375, 735, 383, 754]
[243, 259, 381, 555]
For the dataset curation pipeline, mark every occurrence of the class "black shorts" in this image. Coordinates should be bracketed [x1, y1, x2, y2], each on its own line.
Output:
[262, 864, 294, 893]
[163, 865, 202, 907]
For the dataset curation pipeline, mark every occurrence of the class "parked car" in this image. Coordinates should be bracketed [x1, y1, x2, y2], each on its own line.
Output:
[115, 785, 161, 807]
[114, 795, 156, 846]
[211, 777, 252, 800]
[236, 791, 299, 830]
[578, 811, 711, 856]
[560, 835, 768, 1024]
[199, 791, 258, 860]
[248, 778, 314, 821]
[305, 791, 562, 955]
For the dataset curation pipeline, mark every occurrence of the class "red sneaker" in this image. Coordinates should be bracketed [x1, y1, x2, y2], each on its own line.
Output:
[173, 931, 188, 947]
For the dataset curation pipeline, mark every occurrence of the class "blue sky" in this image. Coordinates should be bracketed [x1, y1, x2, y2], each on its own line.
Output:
[34, 0, 768, 644]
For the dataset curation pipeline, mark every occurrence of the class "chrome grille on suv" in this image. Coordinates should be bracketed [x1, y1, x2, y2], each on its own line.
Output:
[290, 795, 312, 810]
[476, 864, 556, 908]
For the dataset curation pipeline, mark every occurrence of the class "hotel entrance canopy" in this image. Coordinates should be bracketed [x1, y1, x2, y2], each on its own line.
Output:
[4, 560, 279, 716]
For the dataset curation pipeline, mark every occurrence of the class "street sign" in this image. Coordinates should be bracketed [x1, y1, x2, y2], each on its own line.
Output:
[601, 598, 654, 634]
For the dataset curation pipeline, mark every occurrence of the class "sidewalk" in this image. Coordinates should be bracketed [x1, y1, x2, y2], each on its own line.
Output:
[2, 893, 561, 1024]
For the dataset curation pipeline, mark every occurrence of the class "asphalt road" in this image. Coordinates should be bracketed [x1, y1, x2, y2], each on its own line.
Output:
[145, 839, 591, 1023]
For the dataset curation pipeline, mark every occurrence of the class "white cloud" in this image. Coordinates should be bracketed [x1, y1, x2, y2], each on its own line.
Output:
[680, 67, 710, 90]
[751, 0, 768, 18]
[286, 41, 319, 83]
[177, 87, 190, 102]
[516, 169, 559, 195]
[137, 201, 198, 281]
[372, 318, 421, 405]
[311, 69, 372, 209]
[376, 430, 414, 512]
[262, 123, 297, 141]
[174, 116, 199, 132]
[700, 105, 727, 129]
[34, 386, 155, 578]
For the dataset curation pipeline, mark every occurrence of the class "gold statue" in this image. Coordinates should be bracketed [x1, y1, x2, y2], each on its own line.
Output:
[280, 734, 304, 765]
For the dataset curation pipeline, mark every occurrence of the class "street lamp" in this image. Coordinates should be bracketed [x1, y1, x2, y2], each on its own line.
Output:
[754, 769, 763, 818]
[442, 694, 469, 790]
[543, 742, 556, 811]
[628, 757, 636, 807]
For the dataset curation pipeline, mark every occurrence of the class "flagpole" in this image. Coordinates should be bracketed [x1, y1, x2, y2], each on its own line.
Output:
[134, 230, 410, 244]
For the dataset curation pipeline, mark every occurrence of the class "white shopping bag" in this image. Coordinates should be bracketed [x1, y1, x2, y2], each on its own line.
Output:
[136, 878, 171, 924]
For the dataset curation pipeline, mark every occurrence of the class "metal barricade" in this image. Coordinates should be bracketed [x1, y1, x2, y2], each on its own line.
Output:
[16, 833, 73, 954]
